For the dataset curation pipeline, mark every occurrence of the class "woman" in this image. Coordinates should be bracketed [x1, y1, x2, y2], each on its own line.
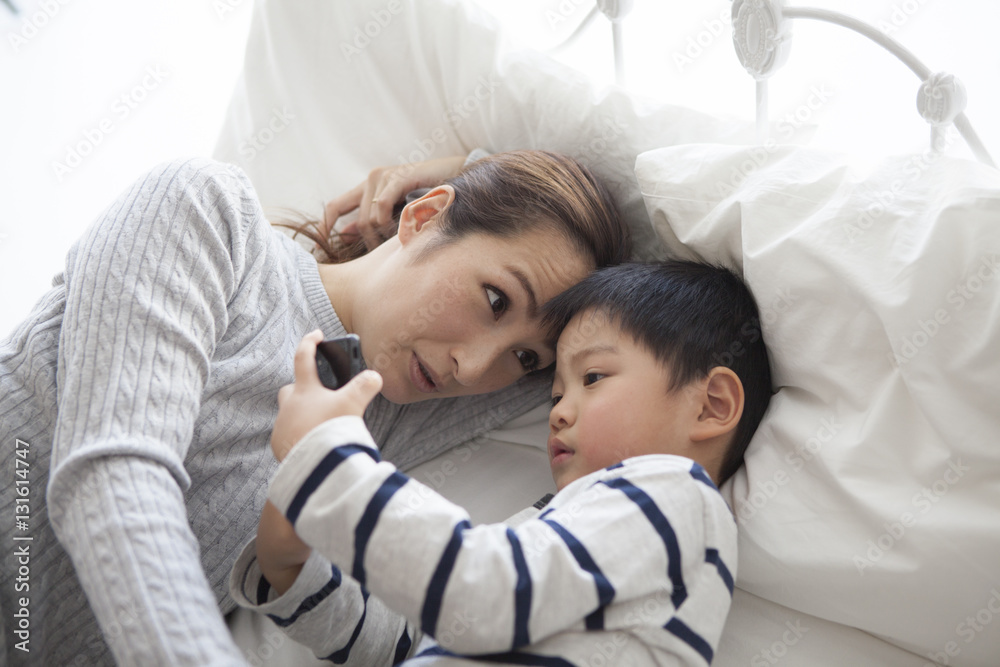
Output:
[0, 150, 630, 665]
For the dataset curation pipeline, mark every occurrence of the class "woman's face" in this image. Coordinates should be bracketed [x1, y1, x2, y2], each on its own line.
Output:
[357, 224, 592, 404]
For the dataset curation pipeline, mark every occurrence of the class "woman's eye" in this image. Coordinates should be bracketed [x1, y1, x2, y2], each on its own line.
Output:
[515, 349, 540, 372]
[485, 286, 508, 319]
[583, 372, 605, 386]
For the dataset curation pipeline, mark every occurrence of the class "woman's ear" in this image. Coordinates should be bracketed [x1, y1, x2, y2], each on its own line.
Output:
[397, 185, 455, 246]
[691, 367, 744, 442]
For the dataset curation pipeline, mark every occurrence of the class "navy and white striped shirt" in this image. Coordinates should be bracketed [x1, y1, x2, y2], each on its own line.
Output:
[230, 415, 737, 666]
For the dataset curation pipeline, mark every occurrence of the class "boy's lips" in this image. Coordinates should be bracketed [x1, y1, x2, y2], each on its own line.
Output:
[409, 352, 440, 393]
[547, 437, 573, 465]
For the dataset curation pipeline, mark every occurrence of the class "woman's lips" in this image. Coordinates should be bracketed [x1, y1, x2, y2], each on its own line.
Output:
[409, 352, 439, 393]
[548, 437, 573, 466]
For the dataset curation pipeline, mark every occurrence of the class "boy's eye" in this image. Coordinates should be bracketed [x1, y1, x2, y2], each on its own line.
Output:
[550, 394, 562, 407]
[583, 372, 605, 386]
[485, 286, 508, 319]
[515, 349, 540, 372]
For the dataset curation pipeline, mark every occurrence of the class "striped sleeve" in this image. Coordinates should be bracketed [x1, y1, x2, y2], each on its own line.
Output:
[229, 537, 417, 665]
[268, 419, 735, 660]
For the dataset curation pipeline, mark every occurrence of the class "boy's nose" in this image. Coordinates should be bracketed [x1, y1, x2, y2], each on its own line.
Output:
[549, 397, 573, 431]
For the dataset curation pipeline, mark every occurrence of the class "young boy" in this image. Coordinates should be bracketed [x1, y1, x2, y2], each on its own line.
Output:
[229, 261, 772, 666]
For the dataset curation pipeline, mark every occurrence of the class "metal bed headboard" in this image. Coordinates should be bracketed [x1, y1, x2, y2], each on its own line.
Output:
[560, 0, 996, 168]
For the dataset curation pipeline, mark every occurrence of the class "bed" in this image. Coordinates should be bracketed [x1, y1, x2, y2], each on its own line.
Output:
[216, 1, 1000, 664]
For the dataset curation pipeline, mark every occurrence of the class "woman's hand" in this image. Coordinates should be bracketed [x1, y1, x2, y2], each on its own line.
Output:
[270, 329, 383, 463]
[320, 155, 467, 250]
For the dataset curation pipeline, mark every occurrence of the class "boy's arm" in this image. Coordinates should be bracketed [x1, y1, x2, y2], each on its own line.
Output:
[256, 500, 311, 595]
[270, 416, 726, 655]
[231, 347, 419, 665]
[229, 536, 418, 665]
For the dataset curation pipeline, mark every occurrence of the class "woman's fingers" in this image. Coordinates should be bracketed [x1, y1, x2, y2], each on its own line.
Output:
[358, 169, 397, 249]
[322, 184, 364, 240]
[323, 156, 467, 252]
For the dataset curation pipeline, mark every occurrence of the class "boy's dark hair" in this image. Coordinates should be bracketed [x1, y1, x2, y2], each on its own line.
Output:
[542, 261, 773, 486]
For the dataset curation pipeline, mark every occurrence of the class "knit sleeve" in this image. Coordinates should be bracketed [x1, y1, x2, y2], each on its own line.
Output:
[46, 158, 264, 665]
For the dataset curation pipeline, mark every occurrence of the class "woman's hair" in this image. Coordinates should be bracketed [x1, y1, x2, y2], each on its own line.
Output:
[541, 261, 774, 486]
[273, 150, 631, 268]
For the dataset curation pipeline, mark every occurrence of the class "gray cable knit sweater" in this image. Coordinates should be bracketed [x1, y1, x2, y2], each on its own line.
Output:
[0, 157, 548, 666]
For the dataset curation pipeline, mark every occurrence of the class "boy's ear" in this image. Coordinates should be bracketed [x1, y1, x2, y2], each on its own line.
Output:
[397, 185, 455, 246]
[690, 367, 744, 442]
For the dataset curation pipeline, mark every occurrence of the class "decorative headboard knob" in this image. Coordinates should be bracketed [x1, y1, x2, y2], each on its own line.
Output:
[916, 72, 968, 126]
[732, 0, 793, 80]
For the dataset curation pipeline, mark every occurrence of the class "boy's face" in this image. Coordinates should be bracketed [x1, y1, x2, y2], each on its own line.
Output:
[548, 308, 701, 490]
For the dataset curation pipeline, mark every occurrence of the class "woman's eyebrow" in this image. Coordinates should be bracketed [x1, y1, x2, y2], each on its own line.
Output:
[506, 266, 538, 318]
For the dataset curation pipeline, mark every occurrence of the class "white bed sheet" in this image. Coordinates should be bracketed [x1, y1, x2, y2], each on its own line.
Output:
[218, 1, 999, 665]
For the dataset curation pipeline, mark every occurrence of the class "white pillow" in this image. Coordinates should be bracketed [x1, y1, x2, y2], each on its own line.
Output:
[636, 143, 1000, 665]
[212, 0, 753, 261]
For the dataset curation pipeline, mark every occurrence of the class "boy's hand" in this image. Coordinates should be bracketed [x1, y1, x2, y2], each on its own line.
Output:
[271, 329, 383, 463]
[257, 500, 312, 596]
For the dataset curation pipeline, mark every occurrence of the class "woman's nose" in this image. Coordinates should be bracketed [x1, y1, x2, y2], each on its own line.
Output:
[451, 340, 509, 390]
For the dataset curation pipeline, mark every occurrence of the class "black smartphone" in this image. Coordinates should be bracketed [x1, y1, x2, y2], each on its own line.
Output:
[315, 334, 363, 390]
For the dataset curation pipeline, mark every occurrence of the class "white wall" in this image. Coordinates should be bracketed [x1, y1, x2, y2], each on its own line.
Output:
[2, 0, 997, 337]
[1, 0, 254, 338]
